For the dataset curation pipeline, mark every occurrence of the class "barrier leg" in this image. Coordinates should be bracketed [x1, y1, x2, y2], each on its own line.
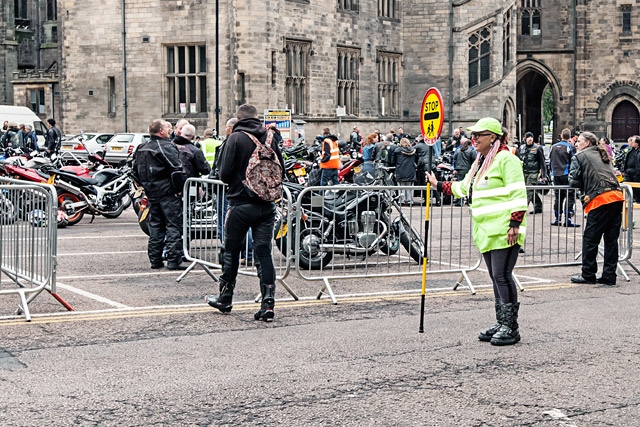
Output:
[453, 271, 476, 295]
[513, 274, 525, 292]
[624, 259, 640, 276]
[175, 261, 219, 283]
[317, 278, 338, 304]
[16, 290, 31, 322]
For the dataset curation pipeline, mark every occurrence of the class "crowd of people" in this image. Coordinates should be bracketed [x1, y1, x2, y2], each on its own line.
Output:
[0, 118, 62, 155]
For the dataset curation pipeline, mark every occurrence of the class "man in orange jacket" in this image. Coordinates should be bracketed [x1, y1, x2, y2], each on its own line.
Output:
[320, 134, 340, 186]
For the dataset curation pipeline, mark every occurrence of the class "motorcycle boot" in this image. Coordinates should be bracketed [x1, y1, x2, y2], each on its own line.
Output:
[478, 299, 504, 342]
[254, 283, 276, 322]
[205, 280, 235, 313]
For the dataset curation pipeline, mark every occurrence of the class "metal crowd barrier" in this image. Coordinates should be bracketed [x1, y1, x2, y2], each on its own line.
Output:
[180, 177, 298, 300]
[292, 184, 483, 303]
[514, 184, 636, 283]
[0, 178, 68, 321]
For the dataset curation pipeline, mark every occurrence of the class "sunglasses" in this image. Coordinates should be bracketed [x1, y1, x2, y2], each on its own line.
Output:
[471, 132, 494, 139]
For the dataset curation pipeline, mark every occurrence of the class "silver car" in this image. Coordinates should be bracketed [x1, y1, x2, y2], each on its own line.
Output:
[60, 132, 114, 159]
[103, 133, 150, 164]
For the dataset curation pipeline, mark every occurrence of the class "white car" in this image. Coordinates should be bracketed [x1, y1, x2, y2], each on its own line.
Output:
[103, 133, 151, 164]
[60, 132, 114, 158]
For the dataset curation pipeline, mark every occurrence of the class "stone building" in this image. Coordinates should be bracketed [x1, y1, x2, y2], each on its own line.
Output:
[3, 0, 637, 142]
[0, 0, 61, 123]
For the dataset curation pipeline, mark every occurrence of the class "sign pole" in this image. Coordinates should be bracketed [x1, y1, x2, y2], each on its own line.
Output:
[418, 87, 444, 334]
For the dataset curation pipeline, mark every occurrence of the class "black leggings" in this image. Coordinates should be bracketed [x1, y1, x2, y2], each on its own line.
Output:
[482, 245, 520, 304]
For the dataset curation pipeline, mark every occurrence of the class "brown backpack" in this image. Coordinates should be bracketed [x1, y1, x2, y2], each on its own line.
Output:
[242, 131, 283, 201]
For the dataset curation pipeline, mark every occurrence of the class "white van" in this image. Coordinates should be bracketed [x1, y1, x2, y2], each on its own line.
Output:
[0, 105, 48, 146]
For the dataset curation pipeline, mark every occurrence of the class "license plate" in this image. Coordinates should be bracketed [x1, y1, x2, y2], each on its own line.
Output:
[297, 177, 306, 184]
[294, 168, 306, 176]
[47, 174, 56, 185]
[276, 223, 288, 239]
[62, 145, 73, 150]
[354, 165, 362, 173]
[111, 146, 123, 151]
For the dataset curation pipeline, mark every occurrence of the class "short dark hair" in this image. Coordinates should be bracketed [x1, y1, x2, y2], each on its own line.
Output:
[149, 119, 165, 135]
[47, 118, 56, 126]
[236, 104, 258, 120]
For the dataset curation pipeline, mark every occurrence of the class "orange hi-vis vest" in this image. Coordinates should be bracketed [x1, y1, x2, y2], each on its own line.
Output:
[320, 139, 341, 169]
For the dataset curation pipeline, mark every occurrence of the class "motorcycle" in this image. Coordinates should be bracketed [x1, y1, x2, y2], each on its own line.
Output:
[3, 154, 118, 225]
[283, 158, 308, 185]
[432, 151, 454, 205]
[46, 163, 133, 223]
[274, 182, 423, 269]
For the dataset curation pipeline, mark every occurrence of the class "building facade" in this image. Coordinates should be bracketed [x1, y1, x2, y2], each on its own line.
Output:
[1, 0, 61, 122]
[1, 1, 637, 142]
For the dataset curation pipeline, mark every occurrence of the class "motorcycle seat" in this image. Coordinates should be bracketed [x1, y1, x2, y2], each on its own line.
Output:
[50, 169, 99, 186]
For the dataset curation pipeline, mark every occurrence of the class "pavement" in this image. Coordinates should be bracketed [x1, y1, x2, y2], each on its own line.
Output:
[1, 207, 640, 426]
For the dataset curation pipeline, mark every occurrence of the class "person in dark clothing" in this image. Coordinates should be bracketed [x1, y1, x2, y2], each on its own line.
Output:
[394, 138, 417, 204]
[517, 131, 548, 214]
[452, 138, 477, 205]
[623, 136, 640, 204]
[349, 126, 362, 151]
[132, 119, 186, 271]
[174, 123, 211, 178]
[45, 118, 62, 156]
[22, 124, 38, 151]
[0, 122, 19, 149]
[205, 104, 285, 322]
[549, 128, 579, 226]
[569, 132, 624, 286]
[413, 135, 430, 199]
[445, 128, 462, 152]
[268, 125, 284, 147]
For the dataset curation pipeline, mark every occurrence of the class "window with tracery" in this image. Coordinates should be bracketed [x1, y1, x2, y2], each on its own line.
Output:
[377, 52, 400, 117]
[469, 26, 492, 89]
[521, 0, 541, 36]
[503, 9, 512, 69]
[622, 5, 632, 34]
[337, 48, 360, 115]
[285, 40, 311, 115]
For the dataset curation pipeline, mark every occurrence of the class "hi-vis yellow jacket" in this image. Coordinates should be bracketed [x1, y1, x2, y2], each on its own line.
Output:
[451, 150, 527, 253]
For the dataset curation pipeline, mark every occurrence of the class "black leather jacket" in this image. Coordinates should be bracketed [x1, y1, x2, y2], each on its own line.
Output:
[174, 136, 211, 178]
[132, 135, 185, 201]
[569, 146, 620, 207]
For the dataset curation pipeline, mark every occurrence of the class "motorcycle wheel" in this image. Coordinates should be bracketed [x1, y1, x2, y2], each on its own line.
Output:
[137, 208, 150, 236]
[101, 194, 131, 219]
[379, 215, 400, 255]
[0, 193, 19, 225]
[398, 217, 424, 264]
[58, 192, 84, 225]
[298, 227, 333, 270]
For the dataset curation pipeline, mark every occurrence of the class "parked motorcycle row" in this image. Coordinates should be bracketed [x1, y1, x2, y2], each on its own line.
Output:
[0, 147, 134, 228]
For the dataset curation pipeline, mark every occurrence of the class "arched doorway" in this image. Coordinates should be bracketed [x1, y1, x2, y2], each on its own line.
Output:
[611, 100, 640, 142]
[516, 69, 554, 144]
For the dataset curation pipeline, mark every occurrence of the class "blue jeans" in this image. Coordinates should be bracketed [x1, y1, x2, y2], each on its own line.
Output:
[320, 168, 338, 186]
[221, 203, 276, 285]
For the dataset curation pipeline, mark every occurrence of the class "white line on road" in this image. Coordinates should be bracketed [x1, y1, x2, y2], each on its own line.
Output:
[59, 250, 147, 256]
[58, 234, 146, 240]
[56, 271, 208, 280]
[56, 282, 130, 308]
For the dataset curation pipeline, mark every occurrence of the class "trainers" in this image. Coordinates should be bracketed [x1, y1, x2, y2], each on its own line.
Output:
[564, 220, 580, 228]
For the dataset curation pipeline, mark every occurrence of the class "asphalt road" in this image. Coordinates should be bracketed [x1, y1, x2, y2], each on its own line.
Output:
[1, 205, 640, 426]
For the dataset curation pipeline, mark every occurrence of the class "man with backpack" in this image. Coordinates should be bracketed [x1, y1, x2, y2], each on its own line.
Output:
[206, 104, 284, 322]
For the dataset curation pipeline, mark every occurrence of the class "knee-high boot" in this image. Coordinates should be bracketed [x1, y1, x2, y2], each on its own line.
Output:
[205, 280, 235, 313]
[254, 283, 276, 321]
[478, 299, 504, 342]
[490, 302, 520, 346]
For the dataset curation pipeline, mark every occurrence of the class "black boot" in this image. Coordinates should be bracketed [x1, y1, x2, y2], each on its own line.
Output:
[478, 299, 503, 342]
[490, 302, 520, 346]
[205, 280, 235, 313]
[254, 283, 275, 321]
